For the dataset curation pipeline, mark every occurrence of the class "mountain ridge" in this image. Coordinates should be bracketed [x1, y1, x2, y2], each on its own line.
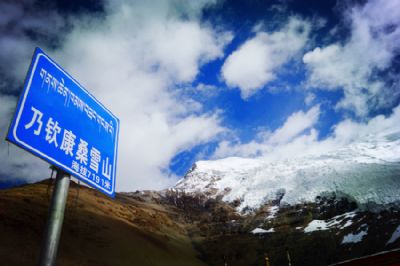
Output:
[174, 132, 400, 212]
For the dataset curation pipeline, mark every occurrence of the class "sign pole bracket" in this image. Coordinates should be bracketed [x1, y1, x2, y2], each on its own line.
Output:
[39, 167, 70, 266]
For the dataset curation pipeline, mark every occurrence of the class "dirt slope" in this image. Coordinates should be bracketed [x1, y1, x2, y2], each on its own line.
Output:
[0, 180, 205, 266]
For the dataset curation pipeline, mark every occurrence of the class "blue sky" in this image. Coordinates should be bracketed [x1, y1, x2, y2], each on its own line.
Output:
[169, 0, 393, 175]
[0, 0, 399, 191]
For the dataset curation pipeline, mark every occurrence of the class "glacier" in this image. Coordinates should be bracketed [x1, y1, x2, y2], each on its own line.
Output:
[174, 132, 400, 212]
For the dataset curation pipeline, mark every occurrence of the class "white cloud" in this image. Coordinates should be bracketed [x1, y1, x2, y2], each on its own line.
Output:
[0, 0, 230, 191]
[213, 103, 400, 162]
[213, 105, 320, 158]
[221, 17, 311, 98]
[303, 0, 400, 117]
[304, 93, 315, 105]
[194, 83, 219, 97]
[268, 105, 320, 144]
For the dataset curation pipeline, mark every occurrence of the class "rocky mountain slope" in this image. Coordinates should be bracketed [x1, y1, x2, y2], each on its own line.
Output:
[162, 187, 400, 265]
[167, 131, 400, 265]
[175, 131, 400, 212]
[1, 178, 400, 265]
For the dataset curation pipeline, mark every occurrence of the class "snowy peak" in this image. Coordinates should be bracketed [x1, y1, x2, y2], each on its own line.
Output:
[174, 134, 400, 212]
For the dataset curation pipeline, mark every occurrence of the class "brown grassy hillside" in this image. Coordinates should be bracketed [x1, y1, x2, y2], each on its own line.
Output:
[0, 180, 205, 266]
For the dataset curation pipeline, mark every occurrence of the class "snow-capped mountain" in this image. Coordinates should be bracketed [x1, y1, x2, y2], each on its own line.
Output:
[175, 132, 400, 212]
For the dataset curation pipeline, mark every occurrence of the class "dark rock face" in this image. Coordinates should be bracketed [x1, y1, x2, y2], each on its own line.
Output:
[314, 193, 358, 219]
[162, 190, 400, 266]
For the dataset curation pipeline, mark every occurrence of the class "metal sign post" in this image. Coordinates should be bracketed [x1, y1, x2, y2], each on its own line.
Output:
[39, 169, 70, 266]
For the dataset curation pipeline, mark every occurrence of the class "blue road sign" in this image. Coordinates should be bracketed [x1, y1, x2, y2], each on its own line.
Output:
[7, 48, 119, 198]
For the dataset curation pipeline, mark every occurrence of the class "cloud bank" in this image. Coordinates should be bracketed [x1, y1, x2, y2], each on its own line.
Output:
[214, 0, 400, 161]
[0, 0, 231, 190]
[303, 0, 400, 117]
[213, 103, 400, 162]
[1, 0, 399, 193]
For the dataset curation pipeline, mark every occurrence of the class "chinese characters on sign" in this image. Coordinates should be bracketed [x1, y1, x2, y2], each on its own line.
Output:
[24, 107, 112, 190]
[7, 48, 119, 197]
